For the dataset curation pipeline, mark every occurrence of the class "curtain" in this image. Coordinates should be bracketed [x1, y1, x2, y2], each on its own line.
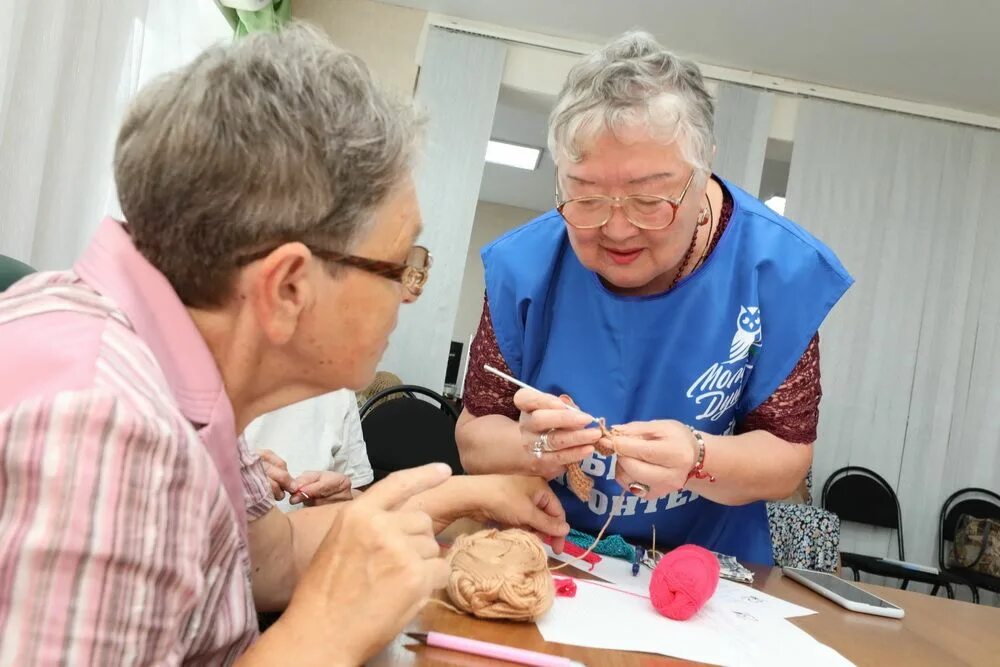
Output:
[0, 0, 230, 270]
[785, 99, 1000, 600]
[712, 83, 774, 196]
[377, 28, 507, 391]
[217, 0, 291, 36]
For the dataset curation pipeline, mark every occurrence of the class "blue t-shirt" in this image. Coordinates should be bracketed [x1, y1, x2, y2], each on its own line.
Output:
[482, 178, 852, 564]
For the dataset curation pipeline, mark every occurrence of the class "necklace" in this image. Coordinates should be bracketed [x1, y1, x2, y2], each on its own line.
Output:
[667, 226, 698, 291]
[691, 193, 716, 273]
[667, 193, 714, 291]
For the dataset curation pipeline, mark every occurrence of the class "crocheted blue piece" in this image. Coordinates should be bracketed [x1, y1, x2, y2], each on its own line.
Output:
[566, 529, 636, 561]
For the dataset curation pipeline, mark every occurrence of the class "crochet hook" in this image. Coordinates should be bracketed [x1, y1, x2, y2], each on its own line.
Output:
[482, 365, 590, 417]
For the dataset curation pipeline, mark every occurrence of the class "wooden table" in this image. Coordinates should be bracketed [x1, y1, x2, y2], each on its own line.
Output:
[372, 554, 1000, 666]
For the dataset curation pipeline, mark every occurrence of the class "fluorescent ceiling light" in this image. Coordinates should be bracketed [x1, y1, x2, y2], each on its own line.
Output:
[485, 140, 542, 170]
[764, 196, 786, 215]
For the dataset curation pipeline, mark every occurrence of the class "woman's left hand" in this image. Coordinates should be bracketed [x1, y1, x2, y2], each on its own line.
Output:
[468, 475, 570, 553]
[606, 420, 699, 499]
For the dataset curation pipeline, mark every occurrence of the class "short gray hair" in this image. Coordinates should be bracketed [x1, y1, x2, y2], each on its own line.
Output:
[115, 23, 422, 308]
[548, 31, 715, 174]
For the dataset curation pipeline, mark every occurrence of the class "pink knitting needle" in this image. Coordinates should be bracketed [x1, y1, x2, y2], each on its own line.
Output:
[406, 632, 585, 667]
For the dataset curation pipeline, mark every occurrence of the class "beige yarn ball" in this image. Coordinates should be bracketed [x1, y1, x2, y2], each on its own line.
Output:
[446, 528, 555, 621]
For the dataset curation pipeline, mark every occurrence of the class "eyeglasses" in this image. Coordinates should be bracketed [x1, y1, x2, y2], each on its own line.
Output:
[555, 170, 696, 231]
[236, 244, 433, 298]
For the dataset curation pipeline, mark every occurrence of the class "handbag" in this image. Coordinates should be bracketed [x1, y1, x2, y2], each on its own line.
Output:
[952, 513, 1000, 577]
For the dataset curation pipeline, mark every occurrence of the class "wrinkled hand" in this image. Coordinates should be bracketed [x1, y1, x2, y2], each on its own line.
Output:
[288, 470, 354, 506]
[259, 449, 295, 501]
[607, 420, 699, 499]
[466, 474, 570, 553]
[514, 388, 602, 479]
[279, 464, 453, 664]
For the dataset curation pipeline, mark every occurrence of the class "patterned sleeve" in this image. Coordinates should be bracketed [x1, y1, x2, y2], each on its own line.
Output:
[0, 391, 206, 664]
[737, 333, 821, 444]
[238, 435, 275, 520]
[462, 295, 520, 420]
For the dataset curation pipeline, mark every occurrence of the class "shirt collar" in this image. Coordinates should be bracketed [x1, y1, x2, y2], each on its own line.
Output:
[74, 218, 224, 426]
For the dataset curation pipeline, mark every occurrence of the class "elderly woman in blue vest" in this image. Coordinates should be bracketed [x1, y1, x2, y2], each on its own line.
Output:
[456, 31, 852, 565]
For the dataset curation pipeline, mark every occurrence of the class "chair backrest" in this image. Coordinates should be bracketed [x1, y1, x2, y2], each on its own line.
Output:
[356, 370, 405, 409]
[0, 254, 35, 291]
[821, 466, 904, 558]
[359, 385, 462, 481]
[937, 487, 1000, 570]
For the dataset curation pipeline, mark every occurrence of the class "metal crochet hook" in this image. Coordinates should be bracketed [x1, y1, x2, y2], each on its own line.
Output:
[482, 364, 590, 416]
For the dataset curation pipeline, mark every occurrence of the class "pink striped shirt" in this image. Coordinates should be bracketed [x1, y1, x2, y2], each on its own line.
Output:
[0, 219, 274, 664]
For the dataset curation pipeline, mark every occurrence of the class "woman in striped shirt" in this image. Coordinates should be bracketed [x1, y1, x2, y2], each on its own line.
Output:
[0, 24, 568, 666]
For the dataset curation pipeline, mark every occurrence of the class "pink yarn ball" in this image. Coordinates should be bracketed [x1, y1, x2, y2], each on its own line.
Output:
[648, 544, 721, 620]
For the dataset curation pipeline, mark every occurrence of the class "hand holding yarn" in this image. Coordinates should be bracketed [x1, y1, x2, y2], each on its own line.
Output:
[611, 420, 701, 499]
[648, 544, 720, 620]
[463, 474, 571, 554]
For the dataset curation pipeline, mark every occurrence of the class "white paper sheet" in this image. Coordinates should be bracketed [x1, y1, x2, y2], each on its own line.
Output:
[547, 547, 815, 619]
[536, 578, 853, 667]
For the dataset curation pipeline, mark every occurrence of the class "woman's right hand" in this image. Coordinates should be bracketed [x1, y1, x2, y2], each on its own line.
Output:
[514, 387, 602, 479]
[273, 464, 453, 665]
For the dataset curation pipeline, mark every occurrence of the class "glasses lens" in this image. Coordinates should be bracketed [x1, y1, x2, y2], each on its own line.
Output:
[623, 195, 676, 230]
[407, 246, 431, 270]
[560, 198, 610, 229]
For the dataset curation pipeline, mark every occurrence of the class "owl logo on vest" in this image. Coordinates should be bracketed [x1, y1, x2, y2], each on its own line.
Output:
[686, 305, 762, 422]
[729, 306, 762, 362]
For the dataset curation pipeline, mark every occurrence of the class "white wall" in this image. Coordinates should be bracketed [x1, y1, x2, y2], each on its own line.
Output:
[787, 99, 1000, 605]
[452, 201, 542, 349]
[376, 28, 506, 391]
[294, 0, 425, 95]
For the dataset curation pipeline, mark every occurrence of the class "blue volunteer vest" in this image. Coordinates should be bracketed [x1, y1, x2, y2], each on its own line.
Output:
[482, 178, 852, 565]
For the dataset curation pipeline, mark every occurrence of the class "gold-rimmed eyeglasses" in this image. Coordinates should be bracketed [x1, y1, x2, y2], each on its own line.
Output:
[236, 244, 433, 298]
[555, 170, 697, 231]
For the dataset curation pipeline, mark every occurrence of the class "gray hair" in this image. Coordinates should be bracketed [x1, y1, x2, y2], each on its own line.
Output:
[114, 23, 422, 308]
[548, 30, 715, 175]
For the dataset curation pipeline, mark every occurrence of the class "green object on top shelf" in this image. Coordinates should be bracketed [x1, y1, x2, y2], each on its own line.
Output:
[217, 0, 291, 37]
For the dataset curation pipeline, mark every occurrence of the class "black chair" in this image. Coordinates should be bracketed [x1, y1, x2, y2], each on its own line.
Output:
[359, 384, 463, 481]
[1, 254, 35, 291]
[932, 488, 1000, 604]
[821, 466, 961, 598]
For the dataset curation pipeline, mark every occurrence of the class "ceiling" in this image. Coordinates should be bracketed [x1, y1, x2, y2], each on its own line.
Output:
[389, 0, 1000, 117]
[477, 87, 556, 213]
[394, 0, 997, 213]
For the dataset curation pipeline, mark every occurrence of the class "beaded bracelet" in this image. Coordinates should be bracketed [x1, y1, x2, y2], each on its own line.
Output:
[685, 425, 717, 483]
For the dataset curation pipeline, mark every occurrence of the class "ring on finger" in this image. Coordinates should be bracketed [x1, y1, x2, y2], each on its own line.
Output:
[531, 436, 545, 459]
[541, 429, 556, 452]
[628, 481, 651, 497]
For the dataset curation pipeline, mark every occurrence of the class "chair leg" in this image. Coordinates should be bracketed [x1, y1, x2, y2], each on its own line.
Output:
[900, 579, 909, 590]
[930, 584, 940, 597]
[944, 583, 954, 599]
[970, 586, 980, 604]
[851, 567, 860, 582]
